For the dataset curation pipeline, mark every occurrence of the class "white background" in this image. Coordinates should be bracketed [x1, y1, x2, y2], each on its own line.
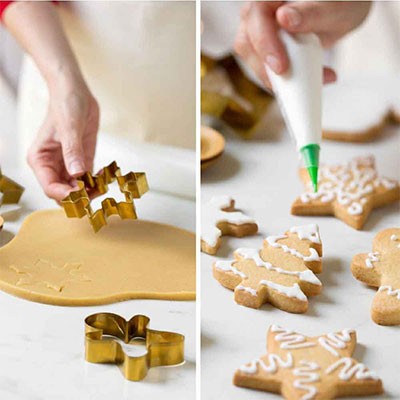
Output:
[201, 106, 400, 399]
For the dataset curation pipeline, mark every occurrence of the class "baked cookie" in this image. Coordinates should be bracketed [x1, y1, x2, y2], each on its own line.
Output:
[351, 227, 400, 326]
[234, 325, 383, 399]
[213, 224, 322, 313]
[291, 155, 400, 230]
[201, 196, 258, 255]
[322, 76, 400, 142]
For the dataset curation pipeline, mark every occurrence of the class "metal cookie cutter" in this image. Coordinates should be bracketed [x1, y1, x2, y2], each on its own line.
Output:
[0, 170, 24, 205]
[84, 313, 185, 381]
[61, 161, 148, 232]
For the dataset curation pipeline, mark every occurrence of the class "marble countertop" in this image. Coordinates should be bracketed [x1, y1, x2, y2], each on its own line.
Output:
[201, 110, 400, 399]
[0, 166, 196, 400]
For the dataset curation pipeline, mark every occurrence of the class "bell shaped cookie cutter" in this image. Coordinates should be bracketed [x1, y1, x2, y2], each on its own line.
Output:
[61, 161, 148, 232]
[84, 313, 185, 381]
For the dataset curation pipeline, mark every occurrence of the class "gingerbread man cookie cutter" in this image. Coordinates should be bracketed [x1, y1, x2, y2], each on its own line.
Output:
[85, 313, 185, 381]
[61, 161, 148, 232]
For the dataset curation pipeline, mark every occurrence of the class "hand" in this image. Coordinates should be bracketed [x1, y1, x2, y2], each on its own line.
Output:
[27, 75, 99, 202]
[234, 1, 371, 89]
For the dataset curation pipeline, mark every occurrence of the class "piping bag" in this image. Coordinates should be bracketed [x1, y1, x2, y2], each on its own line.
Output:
[265, 31, 322, 192]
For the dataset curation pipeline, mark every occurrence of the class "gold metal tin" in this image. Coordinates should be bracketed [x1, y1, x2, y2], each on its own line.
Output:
[201, 54, 273, 138]
[0, 171, 24, 205]
[61, 161, 148, 232]
[85, 313, 185, 381]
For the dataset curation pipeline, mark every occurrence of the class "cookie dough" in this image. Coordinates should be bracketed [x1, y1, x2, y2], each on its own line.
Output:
[0, 209, 195, 305]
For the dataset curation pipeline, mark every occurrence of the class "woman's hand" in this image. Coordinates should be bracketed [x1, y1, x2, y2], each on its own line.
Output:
[27, 75, 99, 201]
[234, 1, 371, 89]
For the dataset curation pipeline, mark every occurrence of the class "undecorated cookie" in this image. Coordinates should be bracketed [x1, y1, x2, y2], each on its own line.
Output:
[322, 75, 400, 142]
[291, 155, 400, 230]
[201, 196, 258, 255]
[234, 325, 383, 399]
[213, 224, 322, 313]
[351, 227, 400, 326]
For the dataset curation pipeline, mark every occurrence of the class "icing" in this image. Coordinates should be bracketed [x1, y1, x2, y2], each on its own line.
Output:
[260, 281, 307, 301]
[239, 352, 293, 375]
[298, 156, 398, 217]
[271, 326, 315, 349]
[318, 329, 354, 357]
[215, 260, 247, 278]
[235, 248, 321, 285]
[293, 361, 320, 400]
[202, 196, 256, 247]
[365, 252, 379, 268]
[236, 284, 257, 296]
[290, 224, 321, 244]
[390, 234, 400, 248]
[378, 285, 400, 300]
[266, 236, 321, 261]
[326, 357, 379, 381]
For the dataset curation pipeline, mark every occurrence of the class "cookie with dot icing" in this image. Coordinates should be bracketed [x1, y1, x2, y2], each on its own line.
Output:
[291, 155, 400, 230]
[322, 76, 400, 142]
[213, 224, 322, 313]
[201, 196, 258, 255]
[234, 325, 383, 399]
[351, 227, 400, 326]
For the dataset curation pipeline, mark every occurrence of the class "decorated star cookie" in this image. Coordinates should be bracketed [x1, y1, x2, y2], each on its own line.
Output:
[201, 196, 258, 255]
[322, 75, 400, 142]
[351, 227, 400, 326]
[291, 156, 400, 230]
[213, 224, 322, 313]
[234, 325, 383, 399]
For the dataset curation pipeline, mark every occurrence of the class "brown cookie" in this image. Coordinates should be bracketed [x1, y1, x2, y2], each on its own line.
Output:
[213, 224, 322, 313]
[201, 196, 258, 255]
[351, 227, 400, 326]
[234, 325, 383, 399]
[291, 155, 400, 230]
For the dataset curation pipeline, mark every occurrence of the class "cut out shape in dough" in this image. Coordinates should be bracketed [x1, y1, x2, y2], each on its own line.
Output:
[0, 209, 195, 305]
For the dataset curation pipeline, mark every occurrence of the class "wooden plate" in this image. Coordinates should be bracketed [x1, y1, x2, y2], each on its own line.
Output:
[201, 125, 225, 163]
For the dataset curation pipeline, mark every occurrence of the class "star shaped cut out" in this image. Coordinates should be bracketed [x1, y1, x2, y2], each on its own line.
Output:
[351, 227, 400, 325]
[213, 224, 322, 313]
[61, 161, 148, 232]
[291, 156, 399, 230]
[10, 259, 90, 292]
[234, 325, 383, 399]
[85, 312, 184, 381]
[201, 196, 258, 255]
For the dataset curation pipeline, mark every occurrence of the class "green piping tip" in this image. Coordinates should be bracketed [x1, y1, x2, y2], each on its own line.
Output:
[300, 144, 320, 193]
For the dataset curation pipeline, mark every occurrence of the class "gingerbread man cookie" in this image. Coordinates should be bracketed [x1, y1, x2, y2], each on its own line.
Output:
[213, 224, 322, 313]
[234, 325, 383, 399]
[351, 227, 400, 325]
[291, 156, 400, 230]
[201, 196, 258, 255]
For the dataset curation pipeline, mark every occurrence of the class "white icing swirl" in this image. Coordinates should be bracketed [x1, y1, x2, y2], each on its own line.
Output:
[365, 252, 379, 268]
[318, 329, 354, 356]
[266, 236, 321, 261]
[239, 352, 293, 375]
[378, 285, 400, 300]
[326, 357, 379, 381]
[271, 326, 315, 349]
[347, 202, 362, 215]
[293, 361, 320, 400]
[214, 260, 247, 278]
[259, 281, 307, 301]
[290, 224, 321, 244]
[236, 284, 257, 296]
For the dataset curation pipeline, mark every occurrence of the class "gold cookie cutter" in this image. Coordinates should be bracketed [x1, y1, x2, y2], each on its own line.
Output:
[201, 53, 273, 138]
[61, 161, 148, 232]
[85, 313, 185, 381]
[0, 170, 24, 206]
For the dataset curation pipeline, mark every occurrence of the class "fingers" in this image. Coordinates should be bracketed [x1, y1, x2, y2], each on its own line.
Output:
[323, 67, 337, 84]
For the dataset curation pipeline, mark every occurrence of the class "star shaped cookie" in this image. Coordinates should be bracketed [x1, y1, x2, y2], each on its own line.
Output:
[234, 325, 383, 399]
[351, 227, 400, 325]
[291, 156, 399, 230]
[213, 224, 322, 313]
[201, 196, 258, 255]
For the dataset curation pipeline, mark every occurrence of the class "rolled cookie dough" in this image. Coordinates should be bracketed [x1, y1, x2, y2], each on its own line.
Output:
[0, 209, 195, 305]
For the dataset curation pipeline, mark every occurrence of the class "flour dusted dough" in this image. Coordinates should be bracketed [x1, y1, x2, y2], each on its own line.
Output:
[0, 209, 195, 305]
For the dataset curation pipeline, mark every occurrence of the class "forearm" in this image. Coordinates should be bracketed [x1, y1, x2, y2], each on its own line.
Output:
[3, 1, 84, 89]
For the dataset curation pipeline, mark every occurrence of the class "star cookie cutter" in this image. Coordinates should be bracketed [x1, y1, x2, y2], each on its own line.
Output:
[84, 313, 185, 381]
[0, 170, 24, 205]
[61, 161, 148, 232]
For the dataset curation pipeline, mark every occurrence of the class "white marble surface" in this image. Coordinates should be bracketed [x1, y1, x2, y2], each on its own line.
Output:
[201, 112, 400, 399]
[0, 166, 196, 400]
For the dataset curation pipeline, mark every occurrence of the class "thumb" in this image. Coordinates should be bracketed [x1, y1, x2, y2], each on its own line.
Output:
[60, 128, 86, 177]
